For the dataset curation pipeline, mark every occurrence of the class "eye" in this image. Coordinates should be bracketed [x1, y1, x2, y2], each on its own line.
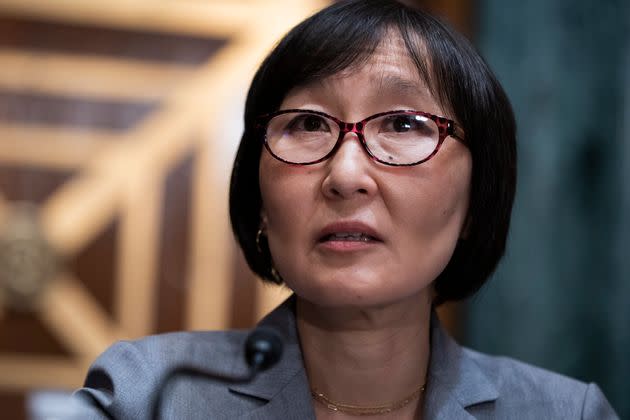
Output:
[391, 115, 413, 132]
[381, 114, 430, 134]
[287, 114, 331, 133]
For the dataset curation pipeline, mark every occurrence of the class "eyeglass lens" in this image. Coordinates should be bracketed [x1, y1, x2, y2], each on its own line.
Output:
[265, 111, 440, 165]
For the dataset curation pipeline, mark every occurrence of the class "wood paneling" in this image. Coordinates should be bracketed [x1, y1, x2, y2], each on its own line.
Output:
[38, 274, 124, 360]
[0, 90, 156, 130]
[0, 123, 115, 170]
[230, 247, 258, 329]
[0, 165, 73, 203]
[0, 310, 69, 355]
[0, 392, 25, 420]
[0, 354, 84, 389]
[0, 1, 255, 38]
[69, 221, 118, 318]
[419, 0, 473, 35]
[0, 48, 197, 101]
[0, 17, 227, 64]
[155, 153, 194, 333]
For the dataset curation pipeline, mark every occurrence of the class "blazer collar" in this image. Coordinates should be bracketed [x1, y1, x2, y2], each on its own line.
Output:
[422, 309, 498, 418]
[229, 297, 498, 419]
[229, 296, 316, 419]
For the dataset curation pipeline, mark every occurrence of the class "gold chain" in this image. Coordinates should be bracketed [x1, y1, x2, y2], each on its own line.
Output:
[311, 383, 426, 416]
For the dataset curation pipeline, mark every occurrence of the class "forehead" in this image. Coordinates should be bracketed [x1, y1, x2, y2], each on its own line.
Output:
[283, 32, 443, 115]
[338, 32, 425, 83]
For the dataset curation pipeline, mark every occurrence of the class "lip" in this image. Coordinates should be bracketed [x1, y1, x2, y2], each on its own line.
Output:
[316, 221, 384, 248]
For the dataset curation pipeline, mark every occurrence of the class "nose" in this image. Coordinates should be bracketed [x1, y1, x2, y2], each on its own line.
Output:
[321, 132, 378, 200]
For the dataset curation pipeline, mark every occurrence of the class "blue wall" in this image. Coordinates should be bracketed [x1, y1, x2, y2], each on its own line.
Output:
[464, 1, 630, 417]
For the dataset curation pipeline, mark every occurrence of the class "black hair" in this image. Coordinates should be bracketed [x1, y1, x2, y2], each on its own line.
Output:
[229, 0, 516, 304]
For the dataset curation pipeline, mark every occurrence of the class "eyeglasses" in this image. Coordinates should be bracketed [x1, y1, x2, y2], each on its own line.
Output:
[257, 109, 466, 166]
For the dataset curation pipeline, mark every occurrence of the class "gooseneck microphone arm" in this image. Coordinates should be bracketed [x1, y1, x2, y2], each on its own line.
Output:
[151, 327, 283, 420]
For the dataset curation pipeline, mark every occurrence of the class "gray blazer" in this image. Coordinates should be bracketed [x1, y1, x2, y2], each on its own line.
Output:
[75, 297, 618, 419]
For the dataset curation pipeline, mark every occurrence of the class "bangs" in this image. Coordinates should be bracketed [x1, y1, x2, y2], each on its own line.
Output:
[244, 1, 443, 123]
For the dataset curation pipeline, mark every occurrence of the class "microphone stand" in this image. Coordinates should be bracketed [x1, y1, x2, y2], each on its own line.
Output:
[151, 327, 283, 420]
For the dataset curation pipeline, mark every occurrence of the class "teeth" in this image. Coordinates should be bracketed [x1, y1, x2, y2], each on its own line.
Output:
[327, 232, 373, 241]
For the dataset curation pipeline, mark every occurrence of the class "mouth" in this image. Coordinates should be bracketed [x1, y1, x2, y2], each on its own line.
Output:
[318, 232, 380, 243]
[317, 222, 383, 245]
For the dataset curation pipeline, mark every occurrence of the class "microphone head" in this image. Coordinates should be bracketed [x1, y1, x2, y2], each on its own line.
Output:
[244, 327, 283, 372]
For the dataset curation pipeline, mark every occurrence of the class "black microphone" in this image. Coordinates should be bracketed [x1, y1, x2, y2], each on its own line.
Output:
[243, 327, 284, 373]
[151, 327, 283, 420]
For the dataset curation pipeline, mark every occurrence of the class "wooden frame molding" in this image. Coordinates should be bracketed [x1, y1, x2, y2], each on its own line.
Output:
[0, 0, 330, 392]
[0, 48, 196, 102]
[0, 122, 115, 170]
[0, 0, 255, 38]
[0, 355, 85, 390]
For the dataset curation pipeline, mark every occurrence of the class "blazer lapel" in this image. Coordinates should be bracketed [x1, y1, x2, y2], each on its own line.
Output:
[423, 310, 499, 419]
[228, 296, 316, 419]
[236, 368, 316, 420]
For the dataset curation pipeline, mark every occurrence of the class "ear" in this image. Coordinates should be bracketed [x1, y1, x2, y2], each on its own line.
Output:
[259, 207, 268, 230]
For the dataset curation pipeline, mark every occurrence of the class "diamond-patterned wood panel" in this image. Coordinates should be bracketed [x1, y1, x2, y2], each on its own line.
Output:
[0, 2, 326, 417]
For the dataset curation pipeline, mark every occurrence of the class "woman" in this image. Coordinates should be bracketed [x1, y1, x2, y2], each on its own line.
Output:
[75, 0, 618, 418]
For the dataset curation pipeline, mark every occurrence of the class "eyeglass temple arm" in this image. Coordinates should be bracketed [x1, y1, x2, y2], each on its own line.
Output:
[450, 123, 466, 144]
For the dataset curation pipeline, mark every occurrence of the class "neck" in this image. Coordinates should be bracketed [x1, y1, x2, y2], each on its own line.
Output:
[296, 292, 432, 418]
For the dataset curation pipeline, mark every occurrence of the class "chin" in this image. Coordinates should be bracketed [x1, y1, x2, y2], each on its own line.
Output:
[288, 274, 432, 309]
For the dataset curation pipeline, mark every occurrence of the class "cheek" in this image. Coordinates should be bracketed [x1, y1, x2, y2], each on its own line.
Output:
[259, 156, 314, 247]
[391, 196, 467, 297]
[397, 175, 469, 237]
[427, 150, 471, 229]
[391, 151, 472, 275]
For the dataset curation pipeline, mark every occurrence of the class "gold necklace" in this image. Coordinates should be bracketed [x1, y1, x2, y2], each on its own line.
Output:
[311, 383, 426, 416]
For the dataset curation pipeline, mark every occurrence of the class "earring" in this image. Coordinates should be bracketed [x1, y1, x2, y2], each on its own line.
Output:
[270, 266, 282, 284]
[256, 227, 264, 254]
[255, 226, 282, 283]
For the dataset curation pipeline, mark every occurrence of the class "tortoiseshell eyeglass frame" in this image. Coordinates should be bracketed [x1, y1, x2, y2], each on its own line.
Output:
[256, 109, 467, 167]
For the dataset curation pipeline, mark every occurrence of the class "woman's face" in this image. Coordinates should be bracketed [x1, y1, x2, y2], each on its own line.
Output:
[258, 37, 472, 308]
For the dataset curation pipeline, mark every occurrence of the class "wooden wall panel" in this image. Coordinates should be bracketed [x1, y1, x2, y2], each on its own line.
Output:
[230, 246, 258, 329]
[0, 311, 69, 355]
[0, 124, 115, 170]
[0, 166, 73, 203]
[0, 90, 156, 130]
[0, 391, 25, 420]
[419, 0, 473, 35]
[0, 49, 197, 101]
[68, 221, 118, 318]
[0, 17, 226, 64]
[0, 1, 255, 38]
[155, 153, 194, 333]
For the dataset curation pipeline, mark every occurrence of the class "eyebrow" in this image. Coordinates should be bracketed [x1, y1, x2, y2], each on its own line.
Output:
[374, 74, 428, 98]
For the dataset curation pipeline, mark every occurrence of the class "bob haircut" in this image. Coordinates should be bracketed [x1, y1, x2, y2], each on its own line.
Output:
[229, 0, 516, 304]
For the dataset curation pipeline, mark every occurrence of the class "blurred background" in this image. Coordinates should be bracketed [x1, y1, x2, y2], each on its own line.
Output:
[0, 0, 627, 418]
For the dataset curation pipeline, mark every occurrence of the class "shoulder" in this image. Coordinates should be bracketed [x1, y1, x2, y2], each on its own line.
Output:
[464, 346, 585, 400]
[73, 297, 301, 419]
[463, 347, 618, 419]
[102, 329, 248, 366]
[90, 329, 248, 382]
[74, 330, 250, 419]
